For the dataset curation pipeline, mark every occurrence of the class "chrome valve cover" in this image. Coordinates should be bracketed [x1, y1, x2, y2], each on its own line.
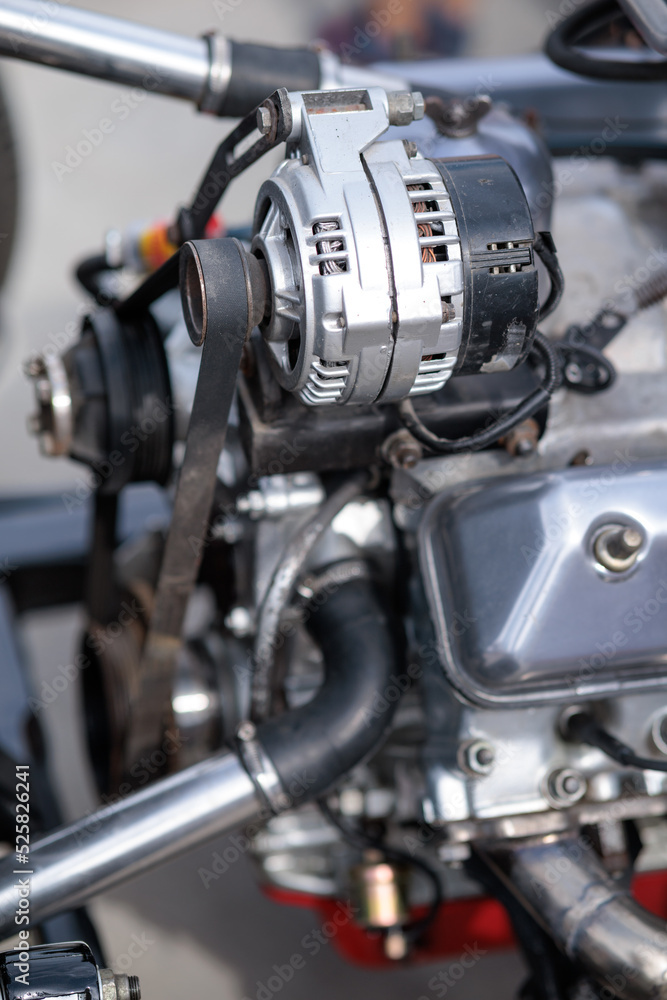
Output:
[419, 461, 667, 708]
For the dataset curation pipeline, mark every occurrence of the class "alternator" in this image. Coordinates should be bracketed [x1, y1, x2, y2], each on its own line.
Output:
[252, 87, 539, 406]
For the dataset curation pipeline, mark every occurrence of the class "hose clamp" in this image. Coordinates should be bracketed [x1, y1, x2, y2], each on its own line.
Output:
[235, 722, 289, 814]
[199, 34, 232, 115]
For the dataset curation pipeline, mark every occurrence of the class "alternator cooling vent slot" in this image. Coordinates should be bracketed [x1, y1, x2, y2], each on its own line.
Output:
[308, 220, 348, 275]
[407, 182, 456, 264]
[411, 353, 457, 395]
[470, 241, 533, 274]
[300, 357, 350, 405]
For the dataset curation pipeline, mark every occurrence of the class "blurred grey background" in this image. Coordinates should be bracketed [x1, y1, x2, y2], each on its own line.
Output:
[1, 1, 555, 997]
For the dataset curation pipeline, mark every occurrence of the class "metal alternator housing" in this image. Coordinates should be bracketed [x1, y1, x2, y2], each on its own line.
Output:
[252, 87, 539, 406]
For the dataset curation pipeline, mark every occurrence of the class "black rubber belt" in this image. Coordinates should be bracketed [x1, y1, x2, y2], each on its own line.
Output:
[123, 239, 252, 775]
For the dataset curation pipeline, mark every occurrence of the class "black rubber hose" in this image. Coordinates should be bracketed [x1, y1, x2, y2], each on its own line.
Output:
[545, 0, 667, 81]
[251, 472, 370, 722]
[259, 577, 399, 801]
[216, 41, 321, 117]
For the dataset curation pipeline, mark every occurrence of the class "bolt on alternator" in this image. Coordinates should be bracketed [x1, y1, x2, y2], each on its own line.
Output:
[502, 418, 540, 458]
[386, 91, 425, 126]
[381, 429, 423, 470]
[99, 968, 141, 1000]
[256, 105, 273, 135]
[441, 301, 456, 323]
[594, 524, 644, 573]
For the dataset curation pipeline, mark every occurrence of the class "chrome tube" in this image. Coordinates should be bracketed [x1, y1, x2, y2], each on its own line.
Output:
[0, 0, 211, 103]
[483, 837, 667, 1000]
[0, 751, 260, 937]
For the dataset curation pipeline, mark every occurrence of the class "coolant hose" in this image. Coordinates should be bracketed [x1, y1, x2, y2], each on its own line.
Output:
[251, 472, 370, 720]
[0, 578, 398, 932]
[261, 575, 399, 801]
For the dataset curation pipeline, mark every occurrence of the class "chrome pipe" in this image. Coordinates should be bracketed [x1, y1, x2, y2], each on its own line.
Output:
[0, 751, 260, 937]
[483, 836, 667, 1000]
[0, 0, 212, 104]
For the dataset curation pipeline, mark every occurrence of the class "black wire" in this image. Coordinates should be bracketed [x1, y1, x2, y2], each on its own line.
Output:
[535, 232, 564, 321]
[545, 0, 667, 81]
[565, 712, 667, 772]
[397, 332, 560, 456]
[317, 799, 443, 946]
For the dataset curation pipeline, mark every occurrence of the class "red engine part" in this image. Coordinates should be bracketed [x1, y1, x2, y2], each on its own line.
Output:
[262, 869, 667, 967]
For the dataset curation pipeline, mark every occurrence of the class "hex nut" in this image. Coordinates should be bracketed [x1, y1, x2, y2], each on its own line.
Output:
[256, 105, 273, 135]
[99, 970, 141, 1000]
[458, 739, 495, 776]
[387, 91, 425, 126]
[545, 768, 586, 808]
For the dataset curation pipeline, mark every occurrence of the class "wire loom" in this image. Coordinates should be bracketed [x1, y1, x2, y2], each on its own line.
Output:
[395, 232, 565, 455]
